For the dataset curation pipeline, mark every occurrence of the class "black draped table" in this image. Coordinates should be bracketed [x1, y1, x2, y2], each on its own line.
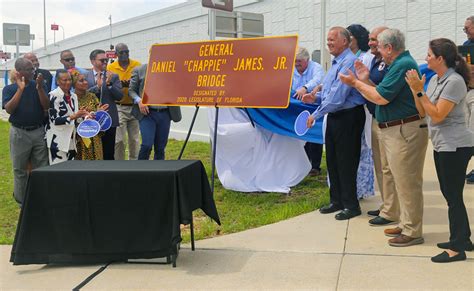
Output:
[10, 160, 220, 266]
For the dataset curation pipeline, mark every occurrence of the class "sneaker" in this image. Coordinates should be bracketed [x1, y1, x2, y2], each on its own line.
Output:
[384, 227, 402, 237]
[467, 175, 474, 184]
[369, 216, 397, 226]
[388, 234, 424, 247]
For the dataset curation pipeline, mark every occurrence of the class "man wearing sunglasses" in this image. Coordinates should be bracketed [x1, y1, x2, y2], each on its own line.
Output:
[51, 50, 87, 90]
[85, 49, 123, 160]
[107, 43, 141, 160]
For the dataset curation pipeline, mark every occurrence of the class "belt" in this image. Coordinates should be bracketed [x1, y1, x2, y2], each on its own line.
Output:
[328, 105, 363, 117]
[378, 114, 421, 129]
[116, 103, 133, 106]
[11, 123, 43, 131]
[149, 108, 168, 112]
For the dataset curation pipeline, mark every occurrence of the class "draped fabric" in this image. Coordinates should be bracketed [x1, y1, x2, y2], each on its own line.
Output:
[246, 98, 324, 144]
[209, 107, 311, 193]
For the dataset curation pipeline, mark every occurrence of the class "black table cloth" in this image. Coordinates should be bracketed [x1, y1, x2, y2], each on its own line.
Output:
[10, 160, 220, 265]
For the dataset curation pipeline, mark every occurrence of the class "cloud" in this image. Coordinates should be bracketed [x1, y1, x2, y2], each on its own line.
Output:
[0, 0, 186, 54]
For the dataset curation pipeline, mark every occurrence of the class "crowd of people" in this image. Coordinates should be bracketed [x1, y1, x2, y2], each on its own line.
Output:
[2, 43, 182, 205]
[2, 16, 474, 264]
[293, 19, 474, 263]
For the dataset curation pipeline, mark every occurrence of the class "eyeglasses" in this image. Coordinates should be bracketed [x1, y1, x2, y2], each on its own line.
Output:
[464, 27, 470, 33]
[117, 50, 129, 55]
[97, 58, 108, 63]
[62, 57, 75, 62]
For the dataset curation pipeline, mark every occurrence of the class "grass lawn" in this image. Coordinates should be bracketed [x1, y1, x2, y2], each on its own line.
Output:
[0, 120, 328, 244]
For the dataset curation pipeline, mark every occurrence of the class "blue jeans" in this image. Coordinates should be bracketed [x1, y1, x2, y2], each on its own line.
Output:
[138, 110, 171, 160]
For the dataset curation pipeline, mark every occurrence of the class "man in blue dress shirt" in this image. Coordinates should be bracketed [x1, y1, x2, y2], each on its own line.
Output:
[462, 16, 474, 183]
[292, 47, 325, 176]
[305, 27, 366, 220]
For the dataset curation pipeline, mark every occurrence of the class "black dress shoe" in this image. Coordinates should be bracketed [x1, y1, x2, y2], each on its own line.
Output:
[431, 251, 466, 263]
[319, 204, 342, 214]
[437, 241, 473, 251]
[335, 208, 361, 220]
[369, 216, 397, 226]
[466, 170, 474, 179]
[367, 209, 380, 217]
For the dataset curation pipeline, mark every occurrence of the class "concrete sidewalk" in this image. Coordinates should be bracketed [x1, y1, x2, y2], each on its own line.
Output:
[1, 145, 473, 290]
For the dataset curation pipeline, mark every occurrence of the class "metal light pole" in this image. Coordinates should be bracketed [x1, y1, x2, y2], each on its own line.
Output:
[59, 25, 65, 40]
[109, 15, 113, 48]
[43, 0, 47, 49]
[320, 0, 330, 71]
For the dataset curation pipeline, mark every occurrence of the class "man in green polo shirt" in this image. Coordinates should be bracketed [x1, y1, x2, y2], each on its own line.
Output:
[340, 28, 428, 247]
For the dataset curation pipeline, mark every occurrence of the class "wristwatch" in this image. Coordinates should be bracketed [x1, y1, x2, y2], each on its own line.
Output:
[416, 91, 424, 98]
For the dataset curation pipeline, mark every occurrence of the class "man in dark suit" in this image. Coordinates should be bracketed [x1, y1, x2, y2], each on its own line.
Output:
[129, 64, 181, 160]
[23, 53, 53, 94]
[85, 49, 123, 160]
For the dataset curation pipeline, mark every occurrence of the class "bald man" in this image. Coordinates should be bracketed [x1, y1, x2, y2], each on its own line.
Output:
[23, 52, 53, 93]
[2, 58, 49, 205]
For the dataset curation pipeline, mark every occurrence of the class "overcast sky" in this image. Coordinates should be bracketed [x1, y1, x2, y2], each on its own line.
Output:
[0, 0, 187, 53]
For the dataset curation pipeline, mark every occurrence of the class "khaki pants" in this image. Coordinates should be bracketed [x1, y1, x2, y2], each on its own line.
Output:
[379, 119, 428, 238]
[371, 119, 397, 213]
[115, 105, 140, 160]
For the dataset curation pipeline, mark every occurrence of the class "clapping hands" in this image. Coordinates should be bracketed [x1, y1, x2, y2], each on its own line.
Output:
[405, 69, 425, 92]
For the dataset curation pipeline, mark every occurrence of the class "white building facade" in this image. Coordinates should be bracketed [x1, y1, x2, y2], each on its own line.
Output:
[2, 0, 473, 140]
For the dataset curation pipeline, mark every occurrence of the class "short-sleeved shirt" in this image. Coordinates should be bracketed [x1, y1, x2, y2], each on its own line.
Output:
[426, 68, 474, 152]
[107, 59, 141, 105]
[366, 56, 388, 116]
[375, 50, 420, 123]
[2, 81, 46, 126]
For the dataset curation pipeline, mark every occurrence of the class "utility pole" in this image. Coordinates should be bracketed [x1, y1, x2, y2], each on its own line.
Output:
[43, 0, 47, 49]
[109, 15, 113, 49]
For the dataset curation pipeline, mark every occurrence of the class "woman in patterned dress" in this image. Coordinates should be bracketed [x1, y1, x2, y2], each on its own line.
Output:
[347, 24, 375, 199]
[46, 69, 88, 164]
[70, 70, 108, 160]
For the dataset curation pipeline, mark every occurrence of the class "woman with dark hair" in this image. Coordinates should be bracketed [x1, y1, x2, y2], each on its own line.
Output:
[69, 69, 108, 160]
[46, 69, 88, 164]
[406, 38, 474, 263]
[346, 24, 375, 200]
[347, 24, 370, 57]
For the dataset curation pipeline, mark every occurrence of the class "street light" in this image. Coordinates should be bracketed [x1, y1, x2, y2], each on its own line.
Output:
[43, 0, 46, 49]
[58, 25, 65, 41]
